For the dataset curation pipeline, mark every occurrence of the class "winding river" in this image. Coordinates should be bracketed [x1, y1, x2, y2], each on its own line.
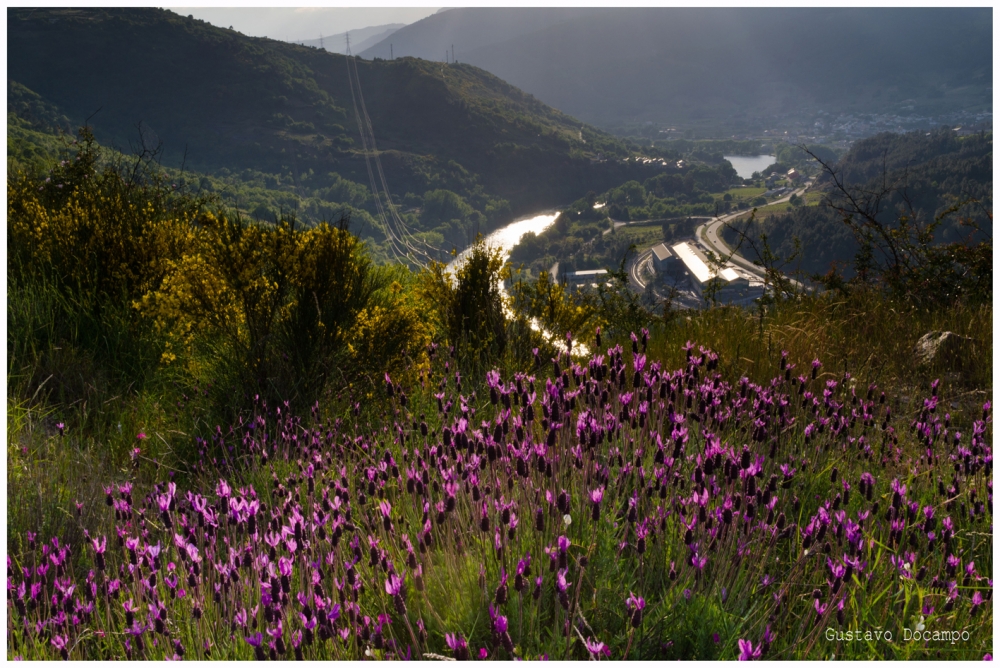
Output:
[445, 210, 590, 356]
[445, 211, 559, 276]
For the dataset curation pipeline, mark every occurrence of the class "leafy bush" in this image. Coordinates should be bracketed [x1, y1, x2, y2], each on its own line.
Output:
[8, 128, 203, 306]
[507, 269, 601, 357]
[10, 127, 428, 421]
[138, 211, 428, 413]
[419, 239, 508, 367]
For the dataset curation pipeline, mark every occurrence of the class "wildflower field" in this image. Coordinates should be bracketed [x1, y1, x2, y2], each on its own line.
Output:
[7, 131, 993, 660]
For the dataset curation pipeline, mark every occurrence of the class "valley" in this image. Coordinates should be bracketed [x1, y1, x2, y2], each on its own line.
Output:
[6, 7, 992, 662]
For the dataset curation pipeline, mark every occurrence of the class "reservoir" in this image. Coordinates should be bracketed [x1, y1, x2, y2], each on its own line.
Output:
[724, 154, 776, 179]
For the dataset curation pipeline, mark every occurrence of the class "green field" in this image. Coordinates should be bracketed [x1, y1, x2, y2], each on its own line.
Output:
[712, 186, 767, 205]
[729, 203, 794, 220]
[803, 190, 824, 205]
[616, 223, 668, 250]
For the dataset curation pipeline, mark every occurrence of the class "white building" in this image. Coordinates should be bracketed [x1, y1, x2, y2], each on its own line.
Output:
[562, 269, 609, 289]
[669, 242, 766, 304]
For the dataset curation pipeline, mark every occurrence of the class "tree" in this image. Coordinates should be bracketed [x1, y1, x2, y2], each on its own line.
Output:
[419, 237, 507, 365]
[804, 145, 991, 306]
[420, 189, 474, 227]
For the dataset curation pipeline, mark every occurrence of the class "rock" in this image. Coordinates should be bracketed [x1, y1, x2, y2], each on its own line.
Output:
[914, 331, 976, 368]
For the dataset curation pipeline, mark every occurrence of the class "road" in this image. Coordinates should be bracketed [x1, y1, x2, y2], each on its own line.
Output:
[622, 181, 811, 300]
[629, 248, 654, 290]
[694, 182, 810, 280]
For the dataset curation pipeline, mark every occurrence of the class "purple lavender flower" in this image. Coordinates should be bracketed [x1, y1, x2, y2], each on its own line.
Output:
[51, 635, 69, 660]
[584, 637, 611, 659]
[91, 536, 107, 571]
[246, 632, 266, 661]
[556, 569, 572, 609]
[445, 633, 470, 661]
[761, 626, 774, 656]
[385, 573, 407, 614]
[495, 568, 509, 605]
[814, 598, 828, 623]
[378, 500, 393, 531]
[971, 591, 984, 615]
[737, 638, 761, 661]
[626, 592, 645, 627]
[589, 487, 605, 521]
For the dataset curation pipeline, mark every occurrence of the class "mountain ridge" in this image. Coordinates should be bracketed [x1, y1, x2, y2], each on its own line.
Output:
[8, 9, 662, 204]
[361, 7, 991, 130]
[292, 23, 405, 54]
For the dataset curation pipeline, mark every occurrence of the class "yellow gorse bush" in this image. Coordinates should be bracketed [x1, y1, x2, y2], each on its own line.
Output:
[508, 268, 602, 343]
[140, 211, 429, 404]
[10, 130, 429, 410]
[8, 172, 198, 303]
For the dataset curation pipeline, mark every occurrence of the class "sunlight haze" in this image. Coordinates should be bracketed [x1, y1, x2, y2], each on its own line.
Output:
[167, 7, 441, 41]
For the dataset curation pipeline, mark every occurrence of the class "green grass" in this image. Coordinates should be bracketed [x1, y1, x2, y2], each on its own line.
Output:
[714, 187, 767, 203]
[803, 190, 824, 206]
[617, 223, 667, 249]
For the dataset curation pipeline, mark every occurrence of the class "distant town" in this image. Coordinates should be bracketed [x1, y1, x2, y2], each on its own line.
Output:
[656, 109, 991, 148]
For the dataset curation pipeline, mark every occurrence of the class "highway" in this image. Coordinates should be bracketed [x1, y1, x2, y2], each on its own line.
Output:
[623, 180, 811, 298]
[629, 248, 654, 290]
[694, 182, 810, 280]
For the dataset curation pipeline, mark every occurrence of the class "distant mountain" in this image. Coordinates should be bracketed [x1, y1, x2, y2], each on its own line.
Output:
[292, 23, 405, 55]
[359, 8, 610, 63]
[8, 8, 662, 229]
[361, 8, 991, 130]
[349, 28, 403, 55]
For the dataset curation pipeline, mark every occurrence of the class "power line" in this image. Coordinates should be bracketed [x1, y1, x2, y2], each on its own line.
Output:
[351, 56, 441, 261]
[344, 53, 442, 267]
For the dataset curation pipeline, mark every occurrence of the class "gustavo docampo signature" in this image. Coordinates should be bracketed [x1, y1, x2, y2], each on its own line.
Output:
[826, 622, 972, 645]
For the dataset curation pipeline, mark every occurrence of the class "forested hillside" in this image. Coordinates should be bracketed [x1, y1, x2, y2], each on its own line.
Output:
[722, 130, 992, 280]
[8, 8, 663, 260]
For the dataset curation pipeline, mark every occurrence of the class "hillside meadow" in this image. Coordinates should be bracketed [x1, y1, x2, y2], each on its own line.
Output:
[7, 125, 993, 660]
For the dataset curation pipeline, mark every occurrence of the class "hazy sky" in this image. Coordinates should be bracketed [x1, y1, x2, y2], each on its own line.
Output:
[167, 7, 443, 42]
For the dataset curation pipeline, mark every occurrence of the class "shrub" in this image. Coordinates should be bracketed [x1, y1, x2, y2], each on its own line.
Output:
[419, 239, 508, 367]
[507, 268, 601, 357]
[10, 127, 428, 423]
[138, 211, 428, 412]
[8, 128, 203, 306]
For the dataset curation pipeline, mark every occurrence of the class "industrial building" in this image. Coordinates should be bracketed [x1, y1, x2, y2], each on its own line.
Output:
[562, 269, 609, 289]
[669, 242, 766, 305]
[651, 243, 673, 272]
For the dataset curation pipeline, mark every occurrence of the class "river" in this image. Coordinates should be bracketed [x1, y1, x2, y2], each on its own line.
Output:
[445, 211, 559, 275]
[724, 154, 776, 179]
[445, 210, 590, 356]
